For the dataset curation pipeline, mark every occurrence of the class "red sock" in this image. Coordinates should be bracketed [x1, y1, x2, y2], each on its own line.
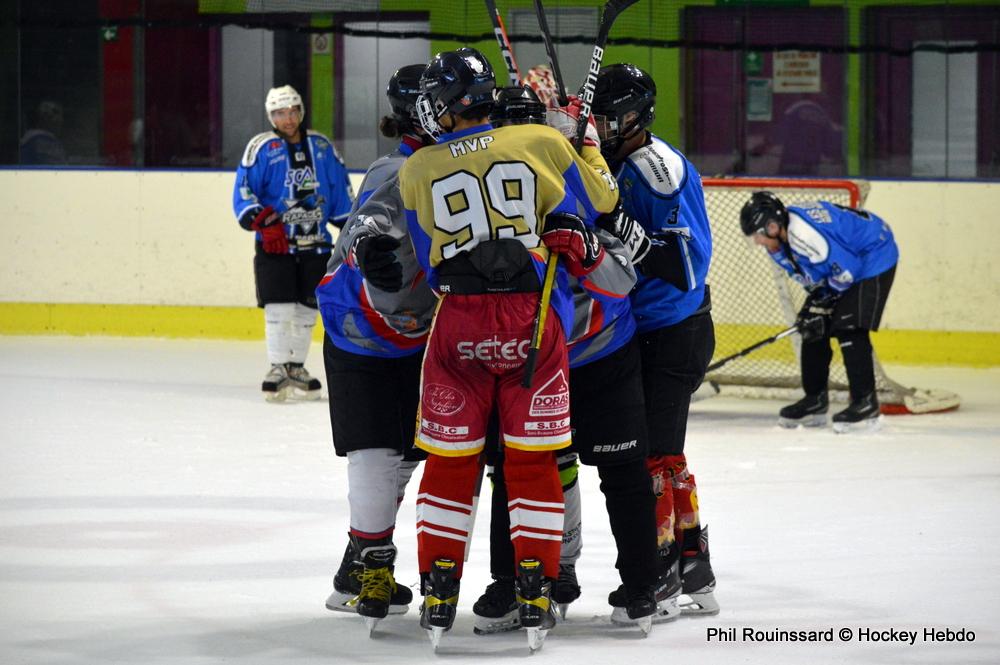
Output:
[647, 455, 677, 548]
[671, 461, 700, 545]
[415, 453, 481, 579]
[504, 448, 564, 579]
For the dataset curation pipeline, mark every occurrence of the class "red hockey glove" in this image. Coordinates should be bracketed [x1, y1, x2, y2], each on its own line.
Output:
[546, 96, 600, 148]
[251, 206, 289, 254]
[542, 212, 604, 277]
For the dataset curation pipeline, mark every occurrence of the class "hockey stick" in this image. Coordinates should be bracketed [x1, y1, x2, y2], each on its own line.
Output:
[521, 0, 575, 389]
[485, 0, 522, 86]
[574, 0, 639, 151]
[705, 325, 798, 374]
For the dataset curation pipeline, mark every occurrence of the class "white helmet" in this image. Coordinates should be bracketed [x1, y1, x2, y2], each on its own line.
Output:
[265, 85, 304, 127]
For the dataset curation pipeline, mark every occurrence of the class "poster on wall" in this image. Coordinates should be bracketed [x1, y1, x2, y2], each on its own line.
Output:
[773, 51, 821, 93]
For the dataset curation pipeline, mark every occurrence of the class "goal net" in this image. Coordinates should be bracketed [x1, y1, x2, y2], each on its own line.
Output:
[701, 177, 960, 414]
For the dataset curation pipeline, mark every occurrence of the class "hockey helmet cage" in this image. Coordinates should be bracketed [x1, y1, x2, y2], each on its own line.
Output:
[740, 191, 789, 237]
[386, 63, 426, 126]
[490, 85, 546, 127]
[420, 47, 496, 121]
[265, 85, 304, 127]
[592, 63, 656, 157]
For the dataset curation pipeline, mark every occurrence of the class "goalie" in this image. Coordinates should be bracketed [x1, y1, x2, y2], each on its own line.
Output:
[740, 191, 899, 433]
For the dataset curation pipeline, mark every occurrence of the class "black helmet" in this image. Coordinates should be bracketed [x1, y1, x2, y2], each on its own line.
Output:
[490, 85, 546, 127]
[386, 63, 426, 126]
[740, 191, 788, 237]
[592, 63, 656, 158]
[420, 47, 496, 121]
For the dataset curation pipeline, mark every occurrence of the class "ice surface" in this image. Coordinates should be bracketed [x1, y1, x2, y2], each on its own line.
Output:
[1, 336, 998, 664]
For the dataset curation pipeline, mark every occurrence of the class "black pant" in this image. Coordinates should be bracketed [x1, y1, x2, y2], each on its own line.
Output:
[487, 338, 659, 590]
[802, 266, 896, 399]
[253, 244, 330, 307]
[638, 312, 716, 456]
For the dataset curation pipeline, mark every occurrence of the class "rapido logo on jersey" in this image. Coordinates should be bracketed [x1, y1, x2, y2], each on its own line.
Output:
[529, 370, 570, 417]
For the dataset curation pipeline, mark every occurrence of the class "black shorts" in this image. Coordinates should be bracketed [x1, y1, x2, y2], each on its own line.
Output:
[253, 244, 330, 308]
[831, 265, 896, 333]
[639, 311, 716, 456]
[323, 336, 427, 461]
[568, 336, 649, 466]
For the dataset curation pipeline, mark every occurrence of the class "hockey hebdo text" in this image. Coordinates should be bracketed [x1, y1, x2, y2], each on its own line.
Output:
[706, 626, 976, 645]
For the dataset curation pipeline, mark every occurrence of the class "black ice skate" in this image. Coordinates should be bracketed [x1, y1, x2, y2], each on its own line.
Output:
[832, 391, 883, 434]
[353, 540, 404, 635]
[680, 525, 720, 616]
[285, 362, 322, 400]
[261, 363, 291, 402]
[610, 543, 680, 629]
[473, 575, 519, 635]
[420, 559, 460, 651]
[515, 559, 557, 652]
[552, 563, 581, 620]
[325, 539, 412, 615]
[778, 391, 829, 428]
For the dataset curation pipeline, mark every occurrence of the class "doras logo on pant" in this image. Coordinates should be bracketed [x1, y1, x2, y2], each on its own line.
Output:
[529, 370, 570, 417]
[425, 383, 465, 416]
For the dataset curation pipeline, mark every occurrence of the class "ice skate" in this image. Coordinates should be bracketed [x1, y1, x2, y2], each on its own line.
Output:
[610, 545, 681, 627]
[353, 541, 404, 636]
[285, 362, 322, 400]
[778, 391, 828, 428]
[325, 540, 411, 615]
[515, 559, 556, 653]
[832, 392, 883, 434]
[261, 363, 291, 402]
[680, 525, 720, 616]
[420, 559, 459, 651]
[552, 563, 581, 620]
[473, 576, 519, 635]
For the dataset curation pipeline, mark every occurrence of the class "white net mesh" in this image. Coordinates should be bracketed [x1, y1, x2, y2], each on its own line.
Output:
[702, 177, 959, 414]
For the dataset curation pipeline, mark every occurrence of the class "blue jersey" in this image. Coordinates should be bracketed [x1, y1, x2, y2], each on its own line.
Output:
[566, 229, 637, 368]
[615, 135, 713, 333]
[232, 129, 354, 254]
[317, 140, 436, 358]
[769, 201, 899, 293]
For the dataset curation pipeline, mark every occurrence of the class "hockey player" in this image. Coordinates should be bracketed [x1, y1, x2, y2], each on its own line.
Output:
[473, 85, 659, 635]
[740, 191, 898, 432]
[232, 85, 354, 401]
[315, 65, 436, 633]
[396, 48, 618, 651]
[590, 63, 720, 620]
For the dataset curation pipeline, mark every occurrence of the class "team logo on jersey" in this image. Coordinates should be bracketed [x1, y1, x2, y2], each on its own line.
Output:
[269, 141, 281, 150]
[284, 166, 317, 190]
[529, 370, 569, 417]
[425, 383, 465, 416]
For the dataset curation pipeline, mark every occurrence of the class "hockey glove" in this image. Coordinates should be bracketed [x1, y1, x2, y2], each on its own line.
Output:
[250, 206, 289, 255]
[595, 201, 651, 264]
[542, 212, 605, 277]
[353, 234, 404, 292]
[546, 96, 600, 148]
[796, 295, 837, 342]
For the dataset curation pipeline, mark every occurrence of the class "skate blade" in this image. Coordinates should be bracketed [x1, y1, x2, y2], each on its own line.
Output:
[428, 626, 445, 651]
[777, 413, 827, 428]
[526, 627, 548, 653]
[473, 611, 521, 635]
[636, 616, 653, 636]
[288, 387, 323, 401]
[833, 414, 883, 435]
[610, 600, 679, 627]
[325, 592, 409, 615]
[680, 590, 720, 616]
[363, 616, 381, 637]
[263, 386, 290, 403]
[556, 603, 569, 621]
